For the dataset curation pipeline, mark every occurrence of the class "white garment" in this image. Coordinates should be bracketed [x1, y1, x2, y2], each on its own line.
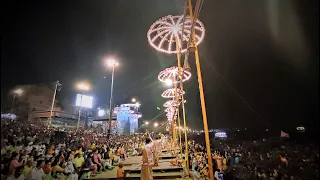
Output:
[6, 174, 25, 180]
[1, 148, 6, 155]
[193, 170, 201, 180]
[14, 146, 23, 153]
[27, 167, 44, 180]
[25, 146, 33, 153]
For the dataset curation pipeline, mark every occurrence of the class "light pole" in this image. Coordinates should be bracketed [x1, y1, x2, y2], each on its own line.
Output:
[49, 81, 61, 125]
[76, 82, 91, 130]
[187, 0, 214, 179]
[106, 58, 119, 139]
[11, 89, 23, 113]
[144, 121, 149, 131]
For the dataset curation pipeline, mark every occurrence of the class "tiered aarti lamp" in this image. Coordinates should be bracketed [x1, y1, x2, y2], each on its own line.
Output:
[149, 14, 205, 173]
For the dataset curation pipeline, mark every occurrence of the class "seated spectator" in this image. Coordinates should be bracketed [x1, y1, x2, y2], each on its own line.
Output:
[23, 160, 32, 177]
[117, 162, 125, 180]
[27, 160, 45, 180]
[7, 165, 25, 180]
[72, 153, 85, 173]
[8, 152, 22, 176]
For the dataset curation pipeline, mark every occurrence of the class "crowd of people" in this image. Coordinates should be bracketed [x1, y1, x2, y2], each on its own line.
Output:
[1, 119, 319, 180]
[187, 136, 319, 179]
[1, 120, 147, 179]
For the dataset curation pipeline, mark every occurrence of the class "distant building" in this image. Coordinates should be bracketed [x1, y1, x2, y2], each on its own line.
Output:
[90, 103, 142, 134]
[11, 84, 61, 118]
[115, 103, 142, 135]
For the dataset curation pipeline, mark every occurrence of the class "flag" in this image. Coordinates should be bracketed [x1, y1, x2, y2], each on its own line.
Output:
[280, 131, 289, 138]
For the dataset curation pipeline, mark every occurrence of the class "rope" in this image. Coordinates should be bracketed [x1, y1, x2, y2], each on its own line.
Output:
[202, 58, 271, 127]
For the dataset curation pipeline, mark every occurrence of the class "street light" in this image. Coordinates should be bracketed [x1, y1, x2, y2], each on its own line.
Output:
[131, 98, 136, 103]
[144, 121, 149, 131]
[76, 81, 91, 130]
[48, 81, 62, 125]
[106, 59, 119, 67]
[154, 122, 159, 127]
[77, 83, 91, 91]
[13, 89, 23, 95]
[105, 58, 119, 139]
[11, 88, 23, 113]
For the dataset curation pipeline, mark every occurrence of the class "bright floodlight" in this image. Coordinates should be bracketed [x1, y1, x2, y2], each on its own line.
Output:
[76, 94, 93, 108]
[13, 89, 23, 95]
[147, 15, 205, 54]
[165, 79, 173, 86]
[154, 122, 159, 127]
[76, 82, 91, 91]
[98, 109, 106, 117]
[106, 59, 119, 67]
[158, 67, 191, 83]
[131, 98, 136, 103]
[161, 88, 185, 98]
[145, 121, 149, 125]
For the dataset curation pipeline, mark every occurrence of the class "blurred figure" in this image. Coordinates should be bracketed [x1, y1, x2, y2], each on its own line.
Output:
[140, 137, 154, 180]
[7, 166, 25, 180]
[117, 162, 125, 180]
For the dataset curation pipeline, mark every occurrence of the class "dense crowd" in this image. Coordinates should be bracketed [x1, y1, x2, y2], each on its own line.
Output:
[187, 136, 319, 179]
[1, 119, 319, 180]
[1, 120, 146, 179]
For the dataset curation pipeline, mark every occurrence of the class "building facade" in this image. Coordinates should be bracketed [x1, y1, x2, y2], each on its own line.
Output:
[114, 103, 142, 135]
[11, 84, 61, 118]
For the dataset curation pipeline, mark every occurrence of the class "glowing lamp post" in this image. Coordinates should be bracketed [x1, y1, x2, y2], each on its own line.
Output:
[11, 88, 23, 113]
[144, 121, 149, 131]
[48, 81, 62, 125]
[75, 82, 91, 130]
[105, 58, 119, 139]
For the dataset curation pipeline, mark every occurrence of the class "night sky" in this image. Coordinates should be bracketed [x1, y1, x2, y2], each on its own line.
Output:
[1, 0, 319, 131]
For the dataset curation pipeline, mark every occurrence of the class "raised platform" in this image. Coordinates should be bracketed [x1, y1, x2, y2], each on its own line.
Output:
[124, 161, 183, 173]
[161, 148, 180, 153]
[90, 171, 183, 179]
[91, 154, 183, 179]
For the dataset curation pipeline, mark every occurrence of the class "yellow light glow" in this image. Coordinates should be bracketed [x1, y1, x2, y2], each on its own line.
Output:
[131, 98, 136, 103]
[165, 79, 173, 86]
[76, 82, 91, 91]
[106, 58, 119, 67]
[13, 89, 23, 95]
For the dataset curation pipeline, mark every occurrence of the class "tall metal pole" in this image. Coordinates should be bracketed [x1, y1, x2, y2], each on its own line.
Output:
[77, 95, 83, 130]
[177, 109, 183, 158]
[173, 76, 183, 157]
[107, 65, 115, 139]
[187, 0, 214, 179]
[11, 94, 16, 114]
[175, 36, 190, 174]
[49, 81, 59, 125]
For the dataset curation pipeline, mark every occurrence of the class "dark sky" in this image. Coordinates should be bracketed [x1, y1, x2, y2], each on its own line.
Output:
[1, 0, 319, 131]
